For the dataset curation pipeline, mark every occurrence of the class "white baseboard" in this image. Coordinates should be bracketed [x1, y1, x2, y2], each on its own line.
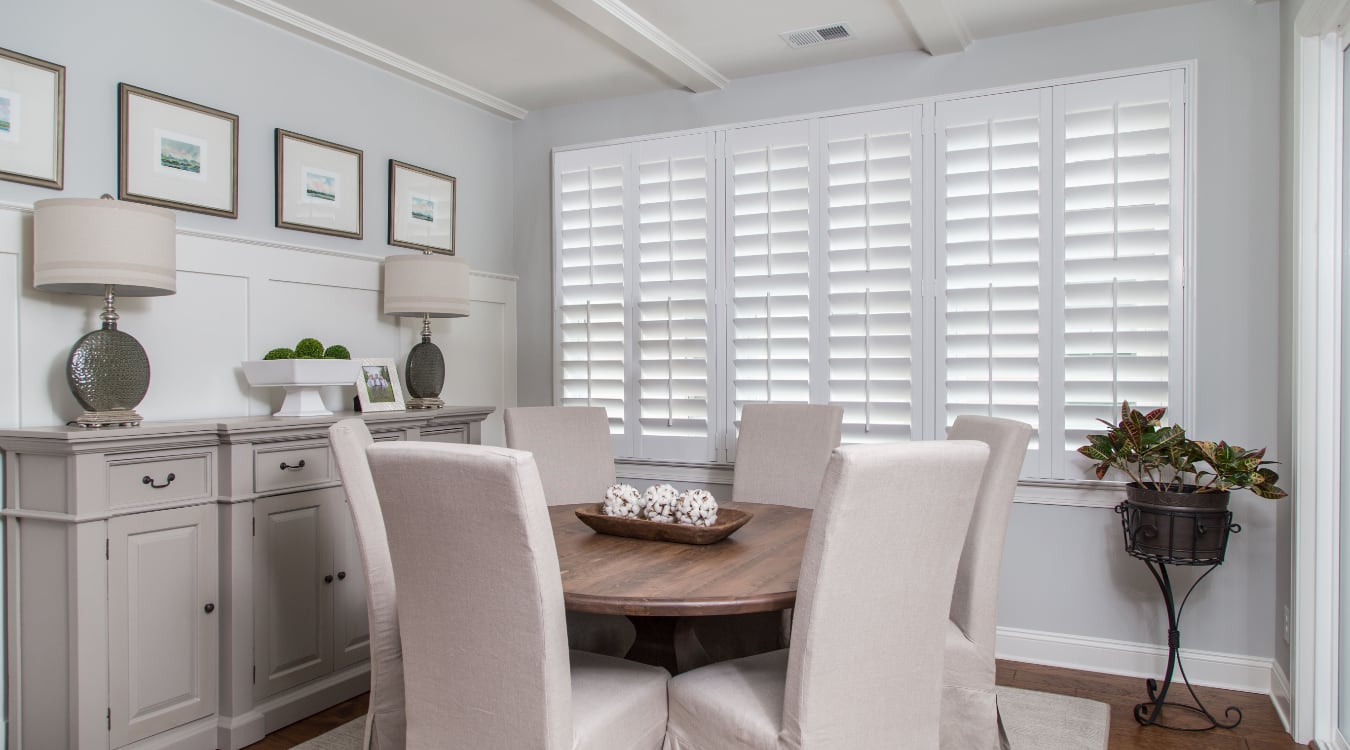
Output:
[1271, 658, 1292, 734]
[995, 625, 1274, 694]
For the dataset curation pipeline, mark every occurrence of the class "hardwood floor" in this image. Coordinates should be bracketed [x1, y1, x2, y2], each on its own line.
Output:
[246, 660, 1306, 750]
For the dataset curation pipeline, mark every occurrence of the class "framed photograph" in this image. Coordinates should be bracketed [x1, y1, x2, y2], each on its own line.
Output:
[356, 358, 405, 412]
[389, 159, 456, 254]
[0, 47, 65, 189]
[276, 129, 363, 239]
[118, 83, 238, 217]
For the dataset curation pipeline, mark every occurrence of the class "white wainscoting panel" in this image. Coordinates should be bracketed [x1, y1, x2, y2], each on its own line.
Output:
[0, 202, 517, 429]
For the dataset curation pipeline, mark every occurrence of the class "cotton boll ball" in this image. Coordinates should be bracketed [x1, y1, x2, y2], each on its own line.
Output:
[643, 484, 679, 523]
[675, 489, 719, 526]
[602, 484, 642, 518]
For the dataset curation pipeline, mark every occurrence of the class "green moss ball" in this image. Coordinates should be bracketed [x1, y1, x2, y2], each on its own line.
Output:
[263, 347, 296, 360]
[294, 338, 325, 358]
[323, 344, 351, 360]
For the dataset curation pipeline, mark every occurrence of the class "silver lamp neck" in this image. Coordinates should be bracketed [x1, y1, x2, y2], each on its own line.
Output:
[101, 284, 120, 330]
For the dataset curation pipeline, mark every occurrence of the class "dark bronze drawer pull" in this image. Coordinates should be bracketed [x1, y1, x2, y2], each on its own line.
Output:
[204, 603, 215, 614]
[324, 574, 334, 584]
[279, 460, 307, 471]
[337, 571, 346, 580]
[142, 473, 176, 489]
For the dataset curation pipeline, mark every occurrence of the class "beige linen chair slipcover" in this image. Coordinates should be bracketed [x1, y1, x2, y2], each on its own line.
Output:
[368, 441, 669, 750]
[664, 441, 990, 750]
[504, 405, 635, 657]
[942, 416, 1033, 750]
[700, 403, 845, 662]
[731, 403, 845, 508]
[328, 419, 404, 750]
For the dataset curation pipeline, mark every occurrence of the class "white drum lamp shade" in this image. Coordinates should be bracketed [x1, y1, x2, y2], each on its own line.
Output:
[34, 197, 177, 296]
[382, 253, 469, 318]
[382, 253, 469, 409]
[32, 196, 177, 428]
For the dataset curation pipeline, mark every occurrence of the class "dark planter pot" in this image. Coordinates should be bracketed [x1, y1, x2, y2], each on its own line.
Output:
[1122, 483, 1232, 563]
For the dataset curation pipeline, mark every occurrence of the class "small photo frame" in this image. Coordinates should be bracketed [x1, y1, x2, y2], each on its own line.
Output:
[0, 47, 65, 189]
[276, 129, 363, 239]
[356, 358, 405, 412]
[119, 83, 238, 217]
[389, 159, 456, 254]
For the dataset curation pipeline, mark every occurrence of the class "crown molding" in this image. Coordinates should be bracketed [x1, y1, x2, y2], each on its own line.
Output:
[215, 0, 528, 120]
[550, 0, 728, 93]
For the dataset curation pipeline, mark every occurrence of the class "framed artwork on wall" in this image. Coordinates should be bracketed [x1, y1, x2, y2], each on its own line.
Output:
[275, 129, 363, 239]
[0, 47, 65, 189]
[388, 159, 456, 254]
[356, 357, 405, 412]
[118, 83, 238, 217]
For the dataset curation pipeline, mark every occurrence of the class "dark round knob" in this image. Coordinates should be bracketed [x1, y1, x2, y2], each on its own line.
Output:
[324, 575, 334, 584]
[337, 571, 347, 580]
[204, 603, 215, 614]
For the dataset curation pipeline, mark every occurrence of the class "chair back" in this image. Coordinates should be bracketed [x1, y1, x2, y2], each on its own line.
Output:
[328, 419, 404, 750]
[782, 441, 988, 748]
[947, 415, 1032, 653]
[504, 406, 616, 506]
[368, 442, 573, 749]
[732, 403, 843, 508]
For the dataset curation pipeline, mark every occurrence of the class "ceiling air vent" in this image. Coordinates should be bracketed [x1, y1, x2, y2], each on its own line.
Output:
[781, 23, 853, 49]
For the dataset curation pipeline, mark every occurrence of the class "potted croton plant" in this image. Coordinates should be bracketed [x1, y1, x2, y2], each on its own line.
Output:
[1077, 401, 1286, 559]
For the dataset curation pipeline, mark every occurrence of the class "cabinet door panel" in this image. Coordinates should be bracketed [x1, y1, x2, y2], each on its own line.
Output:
[109, 505, 218, 747]
[254, 489, 335, 699]
[331, 502, 371, 671]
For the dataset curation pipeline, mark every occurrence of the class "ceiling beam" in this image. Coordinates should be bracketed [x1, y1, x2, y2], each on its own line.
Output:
[892, 0, 971, 56]
[216, 0, 528, 120]
[549, 0, 728, 93]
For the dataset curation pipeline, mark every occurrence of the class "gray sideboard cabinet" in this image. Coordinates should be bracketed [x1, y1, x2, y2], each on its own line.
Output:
[0, 406, 492, 750]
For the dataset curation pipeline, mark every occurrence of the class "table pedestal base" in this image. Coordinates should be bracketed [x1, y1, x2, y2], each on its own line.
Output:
[625, 616, 711, 675]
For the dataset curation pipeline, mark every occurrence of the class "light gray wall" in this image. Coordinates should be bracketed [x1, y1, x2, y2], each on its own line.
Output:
[0, 0, 516, 275]
[513, 0, 1284, 661]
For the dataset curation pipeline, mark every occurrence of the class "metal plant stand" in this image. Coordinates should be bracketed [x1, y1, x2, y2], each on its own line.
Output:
[1115, 501, 1243, 731]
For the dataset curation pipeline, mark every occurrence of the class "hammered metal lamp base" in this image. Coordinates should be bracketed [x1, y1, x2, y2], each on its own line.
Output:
[405, 334, 446, 410]
[66, 321, 152, 429]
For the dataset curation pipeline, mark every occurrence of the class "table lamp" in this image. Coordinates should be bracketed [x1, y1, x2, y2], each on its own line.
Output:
[382, 252, 469, 409]
[33, 196, 177, 428]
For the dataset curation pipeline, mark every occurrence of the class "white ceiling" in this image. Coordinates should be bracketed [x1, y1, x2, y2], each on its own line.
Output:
[223, 0, 1213, 118]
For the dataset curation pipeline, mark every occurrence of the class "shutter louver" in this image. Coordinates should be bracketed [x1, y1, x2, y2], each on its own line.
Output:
[937, 91, 1049, 468]
[727, 122, 814, 440]
[635, 135, 716, 460]
[822, 108, 922, 443]
[1060, 71, 1182, 475]
[555, 147, 628, 437]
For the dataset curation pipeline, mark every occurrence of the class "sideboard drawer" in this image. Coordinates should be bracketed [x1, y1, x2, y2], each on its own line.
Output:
[254, 443, 332, 493]
[421, 426, 467, 444]
[108, 453, 213, 509]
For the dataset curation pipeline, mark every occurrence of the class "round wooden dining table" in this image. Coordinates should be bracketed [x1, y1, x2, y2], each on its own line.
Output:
[550, 501, 811, 674]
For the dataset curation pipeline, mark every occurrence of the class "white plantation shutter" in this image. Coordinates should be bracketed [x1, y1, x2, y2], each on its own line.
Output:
[936, 90, 1052, 475]
[821, 107, 923, 443]
[634, 134, 716, 460]
[554, 146, 630, 447]
[1059, 70, 1185, 477]
[725, 121, 815, 455]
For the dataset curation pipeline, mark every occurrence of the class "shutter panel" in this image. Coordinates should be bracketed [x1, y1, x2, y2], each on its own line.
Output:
[821, 107, 923, 443]
[936, 90, 1051, 474]
[634, 134, 716, 460]
[725, 121, 814, 455]
[553, 146, 629, 444]
[1060, 71, 1184, 476]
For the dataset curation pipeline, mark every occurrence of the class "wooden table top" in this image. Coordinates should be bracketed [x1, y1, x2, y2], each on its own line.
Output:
[550, 501, 811, 617]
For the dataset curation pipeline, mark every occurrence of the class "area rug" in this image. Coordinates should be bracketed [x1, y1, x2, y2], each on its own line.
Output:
[1000, 686, 1111, 750]
[292, 687, 1109, 749]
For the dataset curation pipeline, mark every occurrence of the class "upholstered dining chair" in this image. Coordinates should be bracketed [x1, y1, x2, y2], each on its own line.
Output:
[664, 440, 989, 750]
[328, 419, 404, 750]
[941, 415, 1032, 750]
[504, 406, 616, 505]
[731, 403, 844, 508]
[368, 441, 669, 750]
[700, 403, 845, 663]
[504, 405, 635, 657]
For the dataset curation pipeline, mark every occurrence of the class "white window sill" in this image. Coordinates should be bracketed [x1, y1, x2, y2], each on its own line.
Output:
[614, 459, 1127, 510]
